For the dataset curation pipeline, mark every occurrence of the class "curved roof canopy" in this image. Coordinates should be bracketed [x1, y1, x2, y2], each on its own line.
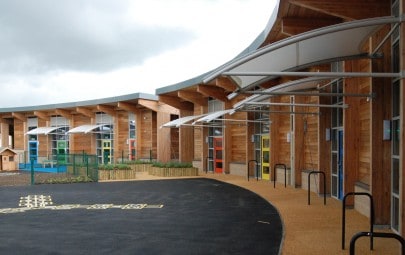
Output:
[26, 126, 67, 135]
[203, 16, 402, 91]
[161, 114, 208, 128]
[67, 124, 110, 134]
[193, 109, 234, 124]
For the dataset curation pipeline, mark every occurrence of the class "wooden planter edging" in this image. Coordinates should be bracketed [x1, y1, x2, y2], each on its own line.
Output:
[148, 167, 198, 177]
[98, 169, 136, 181]
[129, 164, 152, 172]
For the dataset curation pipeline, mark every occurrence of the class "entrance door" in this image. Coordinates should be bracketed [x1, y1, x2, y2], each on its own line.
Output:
[28, 141, 38, 163]
[337, 130, 344, 199]
[261, 135, 270, 180]
[331, 130, 344, 199]
[213, 137, 223, 173]
[102, 140, 111, 164]
[128, 139, 136, 160]
[57, 140, 67, 164]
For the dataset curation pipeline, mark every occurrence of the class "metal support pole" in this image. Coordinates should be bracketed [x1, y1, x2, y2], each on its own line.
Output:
[30, 159, 35, 185]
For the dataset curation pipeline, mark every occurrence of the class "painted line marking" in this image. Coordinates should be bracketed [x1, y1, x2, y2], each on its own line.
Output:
[0, 195, 164, 214]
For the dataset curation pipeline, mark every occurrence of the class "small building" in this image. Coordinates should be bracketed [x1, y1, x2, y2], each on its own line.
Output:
[0, 147, 17, 171]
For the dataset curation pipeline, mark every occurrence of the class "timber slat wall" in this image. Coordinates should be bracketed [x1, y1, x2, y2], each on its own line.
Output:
[230, 111, 247, 163]
[116, 111, 129, 160]
[71, 114, 92, 154]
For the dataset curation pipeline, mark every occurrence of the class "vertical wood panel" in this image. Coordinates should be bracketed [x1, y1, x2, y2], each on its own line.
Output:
[156, 111, 170, 163]
[179, 110, 194, 162]
[13, 120, 24, 150]
[344, 60, 361, 205]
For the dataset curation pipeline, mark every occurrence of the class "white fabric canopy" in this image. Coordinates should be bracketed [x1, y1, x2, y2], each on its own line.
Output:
[26, 126, 65, 135]
[67, 124, 107, 134]
[161, 114, 208, 128]
[203, 16, 401, 90]
[193, 109, 234, 124]
[233, 77, 333, 109]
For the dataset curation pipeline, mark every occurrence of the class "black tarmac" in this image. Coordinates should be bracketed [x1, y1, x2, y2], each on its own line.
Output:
[0, 178, 283, 255]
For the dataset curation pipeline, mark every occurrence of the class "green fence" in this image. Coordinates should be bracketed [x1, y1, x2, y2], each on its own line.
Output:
[17, 151, 98, 183]
[65, 154, 99, 182]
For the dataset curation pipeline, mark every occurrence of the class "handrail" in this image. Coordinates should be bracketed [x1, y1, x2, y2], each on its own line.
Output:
[273, 164, 287, 188]
[307, 171, 326, 205]
[349, 231, 405, 255]
[248, 160, 258, 181]
[205, 156, 213, 174]
[342, 192, 374, 250]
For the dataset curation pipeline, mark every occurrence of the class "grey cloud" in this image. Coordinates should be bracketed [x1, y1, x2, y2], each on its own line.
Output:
[0, 0, 195, 73]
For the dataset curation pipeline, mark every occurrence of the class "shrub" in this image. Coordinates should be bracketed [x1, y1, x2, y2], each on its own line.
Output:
[152, 162, 193, 168]
[123, 160, 153, 165]
[38, 175, 94, 184]
[98, 164, 131, 170]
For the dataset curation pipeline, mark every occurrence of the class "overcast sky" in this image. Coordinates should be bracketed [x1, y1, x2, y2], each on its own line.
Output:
[0, 0, 276, 107]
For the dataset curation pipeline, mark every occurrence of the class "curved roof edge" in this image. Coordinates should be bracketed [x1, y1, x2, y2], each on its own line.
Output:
[0, 92, 157, 113]
[155, 0, 280, 95]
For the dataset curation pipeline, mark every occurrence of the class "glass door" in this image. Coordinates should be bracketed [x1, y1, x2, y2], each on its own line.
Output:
[56, 140, 67, 164]
[102, 140, 111, 164]
[331, 129, 344, 199]
[128, 139, 136, 160]
[261, 135, 270, 180]
[28, 141, 38, 163]
[213, 137, 223, 173]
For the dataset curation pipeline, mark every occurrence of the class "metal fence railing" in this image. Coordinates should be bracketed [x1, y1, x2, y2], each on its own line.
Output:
[17, 151, 98, 182]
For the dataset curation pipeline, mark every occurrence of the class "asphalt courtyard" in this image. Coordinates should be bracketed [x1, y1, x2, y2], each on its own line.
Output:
[0, 178, 283, 255]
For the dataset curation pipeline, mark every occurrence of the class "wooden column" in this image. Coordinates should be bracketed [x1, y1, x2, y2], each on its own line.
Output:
[343, 61, 361, 206]
[318, 96, 332, 195]
[179, 110, 194, 163]
[0, 122, 10, 147]
[156, 111, 171, 163]
[371, 27, 392, 225]
[293, 96, 305, 187]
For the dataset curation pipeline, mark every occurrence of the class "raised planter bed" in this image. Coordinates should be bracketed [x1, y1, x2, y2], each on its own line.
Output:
[98, 169, 136, 181]
[129, 163, 152, 172]
[148, 167, 198, 177]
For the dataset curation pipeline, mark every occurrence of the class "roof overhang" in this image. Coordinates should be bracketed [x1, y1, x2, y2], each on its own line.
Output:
[203, 16, 403, 92]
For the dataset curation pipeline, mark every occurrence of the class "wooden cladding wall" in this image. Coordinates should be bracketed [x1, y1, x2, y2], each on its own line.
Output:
[115, 111, 129, 161]
[71, 114, 92, 154]
[358, 76, 371, 185]
[171, 127, 179, 160]
[229, 111, 247, 163]
[152, 111, 157, 159]
[139, 110, 154, 159]
[302, 96, 319, 171]
[271, 96, 291, 168]
[13, 120, 24, 150]
[37, 118, 48, 157]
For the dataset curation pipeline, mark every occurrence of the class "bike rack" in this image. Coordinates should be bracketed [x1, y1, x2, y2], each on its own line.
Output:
[273, 164, 287, 188]
[349, 231, 405, 255]
[307, 171, 326, 205]
[205, 156, 213, 174]
[342, 192, 374, 250]
[248, 160, 258, 181]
